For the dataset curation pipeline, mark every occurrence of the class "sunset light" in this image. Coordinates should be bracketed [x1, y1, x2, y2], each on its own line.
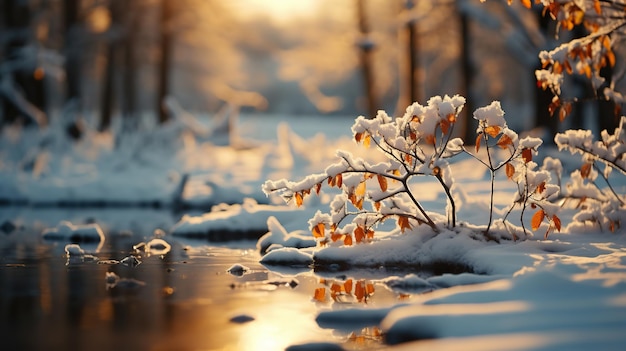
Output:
[230, 0, 322, 23]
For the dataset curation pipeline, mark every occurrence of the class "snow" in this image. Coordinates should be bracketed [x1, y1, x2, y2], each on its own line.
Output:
[2, 106, 625, 349]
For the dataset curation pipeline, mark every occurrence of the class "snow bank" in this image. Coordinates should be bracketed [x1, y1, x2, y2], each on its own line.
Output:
[42, 220, 104, 243]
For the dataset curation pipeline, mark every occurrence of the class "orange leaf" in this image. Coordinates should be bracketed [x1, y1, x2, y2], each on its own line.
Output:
[521, 0, 531, 9]
[374, 201, 381, 211]
[475, 134, 482, 152]
[312, 222, 325, 238]
[331, 232, 343, 242]
[355, 281, 365, 302]
[536, 181, 546, 194]
[497, 134, 513, 149]
[363, 134, 371, 148]
[354, 226, 366, 243]
[521, 148, 532, 163]
[356, 181, 366, 197]
[484, 125, 501, 138]
[330, 283, 342, 294]
[552, 215, 562, 232]
[295, 192, 303, 207]
[531, 209, 545, 231]
[314, 288, 326, 302]
[505, 163, 515, 180]
[398, 216, 412, 233]
[581, 163, 592, 178]
[336, 174, 343, 188]
[344, 279, 353, 294]
[366, 283, 375, 295]
[344, 235, 353, 246]
[593, 0, 601, 14]
[404, 153, 413, 163]
[377, 174, 388, 192]
[366, 229, 375, 239]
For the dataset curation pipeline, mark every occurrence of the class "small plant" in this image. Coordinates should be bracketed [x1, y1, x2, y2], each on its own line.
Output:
[552, 116, 626, 232]
[263, 95, 562, 244]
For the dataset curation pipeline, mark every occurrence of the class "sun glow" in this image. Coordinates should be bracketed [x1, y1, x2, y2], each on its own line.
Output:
[231, 0, 321, 24]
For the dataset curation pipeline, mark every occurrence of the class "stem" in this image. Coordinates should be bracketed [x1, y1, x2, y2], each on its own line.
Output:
[486, 169, 495, 234]
[483, 128, 496, 235]
[402, 177, 438, 232]
[435, 174, 456, 228]
[593, 162, 625, 205]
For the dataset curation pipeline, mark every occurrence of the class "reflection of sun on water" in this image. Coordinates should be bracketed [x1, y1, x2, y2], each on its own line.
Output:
[231, 0, 321, 24]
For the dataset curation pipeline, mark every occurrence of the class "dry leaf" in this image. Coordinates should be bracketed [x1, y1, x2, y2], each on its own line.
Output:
[531, 209, 545, 231]
[505, 163, 515, 179]
[522, 148, 532, 163]
[314, 287, 326, 302]
[377, 174, 388, 192]
[312, 222, 325, 238]
[552, 215, 562, 232]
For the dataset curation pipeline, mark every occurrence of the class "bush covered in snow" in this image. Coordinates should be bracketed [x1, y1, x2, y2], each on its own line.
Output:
[263, 95, 563, 245]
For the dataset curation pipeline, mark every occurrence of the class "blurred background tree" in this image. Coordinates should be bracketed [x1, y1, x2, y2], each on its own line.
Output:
[0, 0, 622, 144]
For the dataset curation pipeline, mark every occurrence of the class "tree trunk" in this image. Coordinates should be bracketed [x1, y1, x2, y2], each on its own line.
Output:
[356, 0, 377, 118]
[99, 0, 124, 132]
[459, 10, 475, 142]
[64, 0, 81, 105]
[406, 0, 419, 104]
[157, 0, 174, 124]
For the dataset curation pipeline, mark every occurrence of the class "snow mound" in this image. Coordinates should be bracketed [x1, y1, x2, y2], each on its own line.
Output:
[171, 199, 301, 241]
[257, 216, 316, 254]
[42, 221, 105, 243]
[259, 248, 313, 267]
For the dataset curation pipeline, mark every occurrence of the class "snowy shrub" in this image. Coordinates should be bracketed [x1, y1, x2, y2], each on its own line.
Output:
[504, 0, 626, 117]
[263, 95, 561, 244]
[554, 116, 626, 232]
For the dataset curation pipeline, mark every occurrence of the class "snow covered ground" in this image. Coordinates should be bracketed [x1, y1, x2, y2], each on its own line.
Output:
[1, 109, 625, 350]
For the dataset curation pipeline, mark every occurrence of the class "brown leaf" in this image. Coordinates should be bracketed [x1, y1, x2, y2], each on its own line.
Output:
[581, 163, 592, 179]
[536, 181, 546, 194]
[377, 174, 388, 192]
[552, 215, 562, 232]
[398, 216, 412, 233]
[354, 226, 366, 243]
[521, 148, 532, 163]
[355, 132, 363, 143]
[331, 232, 343, 242]
[531, 209, 545, 231]
[314, 183, 322, 195]
[355, 281, 365, 302]
[497, 134, 513, 149]
[505, 163, 515, 180]
[475, 134, 482, 153]
[374, 201, 381, 211]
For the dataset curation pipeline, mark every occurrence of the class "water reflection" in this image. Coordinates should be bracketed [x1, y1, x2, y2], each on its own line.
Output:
[0, 209, 343, 350]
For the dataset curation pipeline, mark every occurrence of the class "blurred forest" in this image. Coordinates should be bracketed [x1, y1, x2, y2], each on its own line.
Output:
[0, 0, 622, 142]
